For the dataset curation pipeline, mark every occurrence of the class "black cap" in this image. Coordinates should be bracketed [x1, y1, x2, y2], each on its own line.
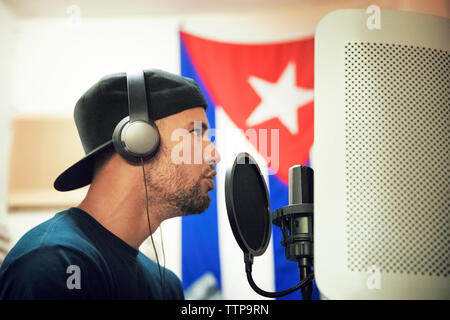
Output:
[53, 69, 207, 192]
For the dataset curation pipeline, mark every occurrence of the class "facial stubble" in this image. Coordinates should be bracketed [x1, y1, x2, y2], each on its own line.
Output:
[144, 145, 211, 218]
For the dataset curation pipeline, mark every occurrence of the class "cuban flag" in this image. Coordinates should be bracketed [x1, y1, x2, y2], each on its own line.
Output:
[180, 29, 320, 300]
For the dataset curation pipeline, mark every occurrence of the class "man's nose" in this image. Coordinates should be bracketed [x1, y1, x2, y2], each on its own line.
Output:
[204, 142, 221, 166]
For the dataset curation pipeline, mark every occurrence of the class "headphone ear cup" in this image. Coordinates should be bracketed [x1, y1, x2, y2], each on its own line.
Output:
[112, 116, 160, 164]
[112, 116, 133, 162]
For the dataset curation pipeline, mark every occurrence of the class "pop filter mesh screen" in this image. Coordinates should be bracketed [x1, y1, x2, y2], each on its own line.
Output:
[232, 163, 269, 252]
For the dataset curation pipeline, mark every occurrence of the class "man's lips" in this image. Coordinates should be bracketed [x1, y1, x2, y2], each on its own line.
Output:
[203, 171, 216, 190]
[204, 170, 217, 179]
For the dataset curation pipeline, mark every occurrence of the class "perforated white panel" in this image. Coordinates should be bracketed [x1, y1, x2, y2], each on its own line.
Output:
[314, 9, 450, 299]
[344, 42, 449, 277]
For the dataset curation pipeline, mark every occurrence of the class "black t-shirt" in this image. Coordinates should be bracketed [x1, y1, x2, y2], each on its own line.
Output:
[0, 207, 184, 300]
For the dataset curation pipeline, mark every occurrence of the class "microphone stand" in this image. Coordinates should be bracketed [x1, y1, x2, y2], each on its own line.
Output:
[299, 264, 313, 300]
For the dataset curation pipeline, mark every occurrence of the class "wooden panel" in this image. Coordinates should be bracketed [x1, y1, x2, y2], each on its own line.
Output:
[7, 114, 88, 211]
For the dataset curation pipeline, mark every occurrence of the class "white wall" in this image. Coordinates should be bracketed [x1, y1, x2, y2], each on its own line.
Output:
[1, 0, 448, 289]
[11, 17, 182, 115]
[0, 1, 16, 247]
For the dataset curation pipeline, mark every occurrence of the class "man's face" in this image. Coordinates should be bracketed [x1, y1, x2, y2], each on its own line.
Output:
[145, 107, 221, 218]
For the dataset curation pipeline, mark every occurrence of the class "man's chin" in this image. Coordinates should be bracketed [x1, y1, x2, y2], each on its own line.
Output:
[181, 195, 211, 216]
[194, 195, 211, 214]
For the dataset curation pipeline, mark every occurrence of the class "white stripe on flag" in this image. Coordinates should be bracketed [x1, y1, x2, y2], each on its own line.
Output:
[215, 106, 275, 300]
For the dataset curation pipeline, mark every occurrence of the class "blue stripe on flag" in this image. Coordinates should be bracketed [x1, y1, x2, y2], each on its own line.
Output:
[180, 35, 222, 292]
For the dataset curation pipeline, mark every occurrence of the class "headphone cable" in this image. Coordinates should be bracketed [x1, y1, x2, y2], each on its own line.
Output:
[159, 223, 166, 293]
[140, 157, 165, 297]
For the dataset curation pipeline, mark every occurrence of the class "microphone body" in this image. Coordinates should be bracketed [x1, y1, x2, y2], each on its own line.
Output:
[288, 166, 314, 265]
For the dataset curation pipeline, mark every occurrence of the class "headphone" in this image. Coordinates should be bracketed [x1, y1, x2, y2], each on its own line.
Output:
[112, 69, 160, 164]
[112, 69, 166, 296]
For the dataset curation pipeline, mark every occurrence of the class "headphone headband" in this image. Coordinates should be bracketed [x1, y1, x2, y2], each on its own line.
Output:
[127, 69, 150, 123]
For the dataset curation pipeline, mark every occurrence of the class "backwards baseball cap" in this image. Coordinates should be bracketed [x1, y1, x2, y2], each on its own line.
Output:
[53, 69, 207, 192]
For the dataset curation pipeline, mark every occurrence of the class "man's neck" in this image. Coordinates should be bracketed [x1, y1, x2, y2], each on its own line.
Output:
[77, 186, 162, 249]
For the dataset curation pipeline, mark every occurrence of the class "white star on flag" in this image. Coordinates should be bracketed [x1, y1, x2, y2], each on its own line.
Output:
[246, 62, 314, 135]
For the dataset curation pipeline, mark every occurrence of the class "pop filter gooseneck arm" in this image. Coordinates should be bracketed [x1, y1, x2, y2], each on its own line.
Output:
[244, 252, 314, 298]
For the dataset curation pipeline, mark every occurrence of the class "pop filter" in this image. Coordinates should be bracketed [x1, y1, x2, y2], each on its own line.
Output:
[224, 152, 271, 257]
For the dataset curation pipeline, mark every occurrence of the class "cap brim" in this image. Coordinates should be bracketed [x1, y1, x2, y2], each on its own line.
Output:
[53, 140, 114, 192]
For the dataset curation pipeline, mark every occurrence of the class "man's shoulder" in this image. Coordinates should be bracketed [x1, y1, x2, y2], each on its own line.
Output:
[4, 209, 100, 264]
[0, 209, 113, 300]
[6, 244, 94, 266]
[0, 243, 101, 282]
[0, 244, 110, 299]
[0, 208, 108, 284]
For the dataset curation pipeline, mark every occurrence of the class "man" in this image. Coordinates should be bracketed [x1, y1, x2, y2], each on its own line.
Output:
[0, 70, 220, 299]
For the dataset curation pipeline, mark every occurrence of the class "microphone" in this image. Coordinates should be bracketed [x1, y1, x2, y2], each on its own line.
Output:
[273, 165, 314, 300]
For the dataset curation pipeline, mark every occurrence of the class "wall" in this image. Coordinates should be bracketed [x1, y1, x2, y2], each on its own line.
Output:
[0, 1, 16, 256]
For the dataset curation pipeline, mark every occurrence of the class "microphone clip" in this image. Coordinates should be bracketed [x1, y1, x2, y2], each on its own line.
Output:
[272, 203, 314, 267]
